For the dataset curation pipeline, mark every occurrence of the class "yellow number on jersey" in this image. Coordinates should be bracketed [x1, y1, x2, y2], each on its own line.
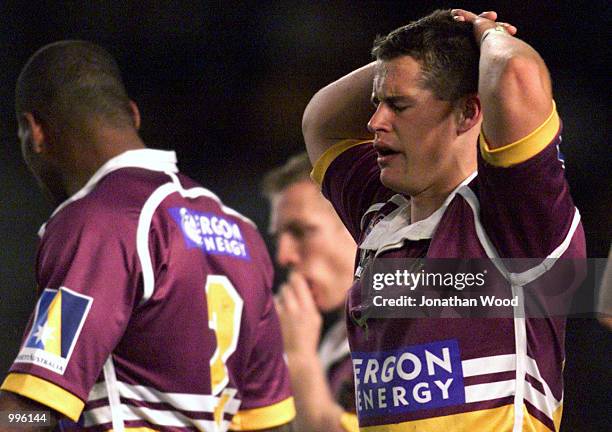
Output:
[206, 275, 244, 396]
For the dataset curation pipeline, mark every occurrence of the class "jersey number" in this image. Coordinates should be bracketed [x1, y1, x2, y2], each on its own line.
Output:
[205, 275, 244, 396]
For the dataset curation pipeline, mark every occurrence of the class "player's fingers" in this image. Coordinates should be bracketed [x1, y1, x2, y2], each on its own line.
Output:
[274, 295, 283, 311]
[451, 9, 478, 22]
[478, 11, 498, 21]
[498, 22, 518, 35]
[279, 281, 300, 313]
[288, 272, 317, 310]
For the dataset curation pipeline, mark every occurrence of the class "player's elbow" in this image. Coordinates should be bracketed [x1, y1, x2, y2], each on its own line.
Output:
[302, 87, 331, 164]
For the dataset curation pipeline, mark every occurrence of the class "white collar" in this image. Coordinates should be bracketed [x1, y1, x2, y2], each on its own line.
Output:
[39, 149, 178, 237]
[360, 171, 477, 250]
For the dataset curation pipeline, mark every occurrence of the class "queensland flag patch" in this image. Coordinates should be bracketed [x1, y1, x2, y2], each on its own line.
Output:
[169, 207, 250, 260]
[16, 287, 92, 375]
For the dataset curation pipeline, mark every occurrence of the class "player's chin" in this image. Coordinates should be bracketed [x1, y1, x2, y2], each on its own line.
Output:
[379, 170, 406, 194]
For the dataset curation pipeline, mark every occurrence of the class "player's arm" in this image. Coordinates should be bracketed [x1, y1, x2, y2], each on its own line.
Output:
[275, 273, 353, 432]
[452, 9, 552, 148]
[0, 390, 58, 431]
[302, 62, 375, 164]
[282, 354, 352, 432]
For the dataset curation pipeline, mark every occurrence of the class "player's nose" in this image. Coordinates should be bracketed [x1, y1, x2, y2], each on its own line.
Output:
[276, 233, 301, 268]
[368, 103, 392, 133]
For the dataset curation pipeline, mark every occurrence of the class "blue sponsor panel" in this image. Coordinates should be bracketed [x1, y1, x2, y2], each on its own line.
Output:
[169, 207, 250, 260]
[352, 339, 465, 419]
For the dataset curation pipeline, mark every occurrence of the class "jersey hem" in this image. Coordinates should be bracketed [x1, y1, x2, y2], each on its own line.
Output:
[1, 372, 84, 421]
[358, 404, 554, 432]
[311, 139, 372, 185]
[479, 102, 559, 167]
[230, 396, 295, 430]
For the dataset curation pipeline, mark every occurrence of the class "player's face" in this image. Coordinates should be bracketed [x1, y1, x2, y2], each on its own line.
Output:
[368, 56, 462, 197]
[270, 181, 356, 312]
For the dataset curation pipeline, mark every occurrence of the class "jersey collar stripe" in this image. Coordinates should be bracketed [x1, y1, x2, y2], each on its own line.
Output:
[360, 172, 477, 250]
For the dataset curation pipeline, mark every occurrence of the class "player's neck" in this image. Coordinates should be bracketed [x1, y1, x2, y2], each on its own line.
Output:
[63, 127, 146, 197]
[409, 169, 474, 224]
[409, 194, 446, 224]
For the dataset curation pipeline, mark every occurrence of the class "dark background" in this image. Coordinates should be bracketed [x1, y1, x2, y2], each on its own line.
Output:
[0, 1, 609, 429]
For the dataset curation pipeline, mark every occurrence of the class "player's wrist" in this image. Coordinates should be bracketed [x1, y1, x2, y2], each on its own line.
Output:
[480, 23, 511, 46]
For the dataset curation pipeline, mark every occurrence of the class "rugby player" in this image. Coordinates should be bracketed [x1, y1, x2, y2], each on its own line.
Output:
[0, 40, 295, 431]
[302, 9, 585, 431]
[263, 153, 358, 432]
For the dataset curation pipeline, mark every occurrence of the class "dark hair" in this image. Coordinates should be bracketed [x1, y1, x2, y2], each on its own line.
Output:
[15, 40, 133, 130]
[262, 152, 313, 199]
[372, 9, 479, 102]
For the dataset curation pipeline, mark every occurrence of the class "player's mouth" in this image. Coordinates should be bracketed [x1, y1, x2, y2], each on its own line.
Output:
[374, 141, 401, 166]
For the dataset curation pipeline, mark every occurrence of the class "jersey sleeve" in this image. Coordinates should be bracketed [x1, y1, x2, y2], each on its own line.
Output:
[312, 139, 395, 241]
[476, 102, 585, 259]
[1, 207, 138, 421]
[230, 289, 295, 431]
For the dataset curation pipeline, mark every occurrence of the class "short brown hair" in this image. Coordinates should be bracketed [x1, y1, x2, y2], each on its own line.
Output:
[262, 153, 313, 199]
[372, 9, 479, 103]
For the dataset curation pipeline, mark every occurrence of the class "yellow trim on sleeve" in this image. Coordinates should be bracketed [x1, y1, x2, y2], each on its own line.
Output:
[311, 139, 373, 185]
[479, 101, 560, 167]
[340, 411, 359, 432]
[230, 397, 295, 430]
[1, 373, 84, 421]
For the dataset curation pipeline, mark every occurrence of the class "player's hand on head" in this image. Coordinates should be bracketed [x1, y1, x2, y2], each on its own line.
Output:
[274, 271, 322, 356]
[451, 9, 517, 43]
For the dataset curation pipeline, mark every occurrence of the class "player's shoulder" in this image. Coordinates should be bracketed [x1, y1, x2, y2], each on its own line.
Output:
[160, 173, 257, 230]
[42, 168, 171, 240]
[155, 173, 270, 260]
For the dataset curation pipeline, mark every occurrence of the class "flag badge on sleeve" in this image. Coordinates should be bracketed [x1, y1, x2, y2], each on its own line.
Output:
[16, 287, 93, 375]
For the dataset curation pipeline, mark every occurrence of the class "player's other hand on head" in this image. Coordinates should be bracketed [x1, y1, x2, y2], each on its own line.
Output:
[274, 271, 322, 356]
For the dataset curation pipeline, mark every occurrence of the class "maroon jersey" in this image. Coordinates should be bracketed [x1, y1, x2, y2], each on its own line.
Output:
[2, 149, 295, 431]
[312, 107, 585, 431]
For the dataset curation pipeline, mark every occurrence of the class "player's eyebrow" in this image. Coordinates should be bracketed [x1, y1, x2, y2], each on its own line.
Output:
[371, 94, 416, 105]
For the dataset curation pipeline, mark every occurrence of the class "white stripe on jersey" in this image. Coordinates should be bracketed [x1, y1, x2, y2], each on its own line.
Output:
[82, 404, 231, 431]
[457, 187, 576, 431]
[461, 354, 561, 419]
[87, 380, 240, 414]
[166, 172, 255, 227]
[464, 379, 516, 403]
[136, 181, 179, 303]
[461, 354, 516, 377]
[102, 357, 125, 431]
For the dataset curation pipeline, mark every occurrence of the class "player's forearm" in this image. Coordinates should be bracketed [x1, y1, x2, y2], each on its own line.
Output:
[478, 30, 553, 147]
[302, 62, 376, 164]
[286, 353, 345, 432]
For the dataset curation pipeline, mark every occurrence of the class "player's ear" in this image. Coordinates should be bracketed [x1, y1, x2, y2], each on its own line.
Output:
[18, 112, 47, 154]
[129, 100, 141, 130]
[456, 94, 482, 134]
